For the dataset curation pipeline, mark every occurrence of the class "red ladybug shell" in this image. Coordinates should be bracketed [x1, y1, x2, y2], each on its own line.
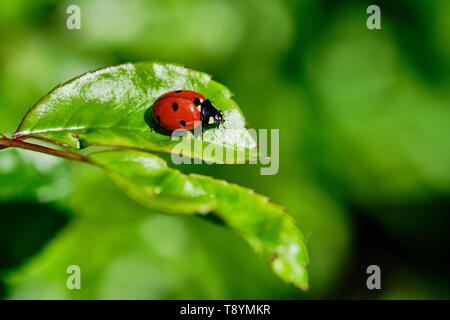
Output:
[152, 90, 204, 131]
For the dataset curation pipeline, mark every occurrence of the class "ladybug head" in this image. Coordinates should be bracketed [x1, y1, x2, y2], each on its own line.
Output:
[201, 99, 223, 126]
[214, 110, 223, 123]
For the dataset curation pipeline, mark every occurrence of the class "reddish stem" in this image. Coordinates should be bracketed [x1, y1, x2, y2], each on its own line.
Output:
[0, 136, 89, 163]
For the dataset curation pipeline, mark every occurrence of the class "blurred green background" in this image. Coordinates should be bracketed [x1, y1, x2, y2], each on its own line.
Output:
[0, 0, 449, 299]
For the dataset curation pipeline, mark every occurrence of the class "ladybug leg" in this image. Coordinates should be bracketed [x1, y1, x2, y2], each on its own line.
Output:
[193, 119, 206, 139]
[201, 120, 207, 140]
[192, 129, 200, 139]
[192, 123, 203, 139]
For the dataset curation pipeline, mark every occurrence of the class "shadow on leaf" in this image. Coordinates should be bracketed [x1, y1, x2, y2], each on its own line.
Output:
[0, 202, 70, 271]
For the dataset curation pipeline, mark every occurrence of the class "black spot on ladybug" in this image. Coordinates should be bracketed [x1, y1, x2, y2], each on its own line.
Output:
[172, 102, 178, 111]
[193, 98, 201, 106]
[180, 120, 186, 126]
[176, 90, 182, 93]
[156, 115, 161, 123]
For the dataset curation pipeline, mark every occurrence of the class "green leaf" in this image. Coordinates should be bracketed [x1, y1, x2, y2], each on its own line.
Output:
[0, 148, 72, 202]
[88, 149, 309, 289]
[13, 62, 258, 164]
[0, 202, 70, 271]
[6, 61, 307, 289]
[0, 149, 71, 277]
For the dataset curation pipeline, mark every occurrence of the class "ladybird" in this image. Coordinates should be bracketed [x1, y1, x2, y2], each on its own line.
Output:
[152, 90, 223, 131]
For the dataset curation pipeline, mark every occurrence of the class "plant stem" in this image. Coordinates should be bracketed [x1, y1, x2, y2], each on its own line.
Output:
[0, 136, 89, 163]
